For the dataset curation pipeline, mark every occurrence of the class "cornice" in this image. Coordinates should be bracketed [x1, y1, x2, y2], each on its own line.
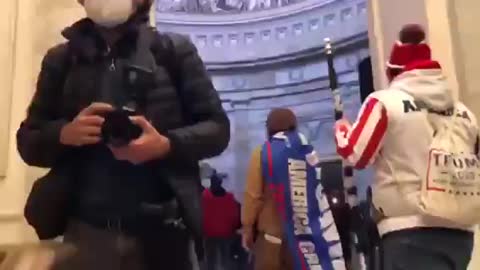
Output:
[206, 32, 368, 71]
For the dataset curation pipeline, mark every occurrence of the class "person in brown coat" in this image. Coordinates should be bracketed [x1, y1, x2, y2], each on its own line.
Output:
[241, 108, 297, 270]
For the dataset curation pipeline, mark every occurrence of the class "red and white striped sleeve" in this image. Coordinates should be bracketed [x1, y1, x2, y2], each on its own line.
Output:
[335, 97, 388, 169]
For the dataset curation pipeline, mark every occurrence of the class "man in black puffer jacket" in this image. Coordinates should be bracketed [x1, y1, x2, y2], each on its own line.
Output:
[16, 0, 230, 269]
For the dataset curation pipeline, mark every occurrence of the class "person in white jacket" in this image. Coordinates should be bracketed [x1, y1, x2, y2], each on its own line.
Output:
[334, 24, 478, 269]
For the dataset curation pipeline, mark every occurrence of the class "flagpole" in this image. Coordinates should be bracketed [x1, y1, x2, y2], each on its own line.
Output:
[324, 38, 366, 270]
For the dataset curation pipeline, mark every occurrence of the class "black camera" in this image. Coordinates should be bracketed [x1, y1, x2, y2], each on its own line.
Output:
[101, 65, 155, 147]
[101, 107, 143, 147]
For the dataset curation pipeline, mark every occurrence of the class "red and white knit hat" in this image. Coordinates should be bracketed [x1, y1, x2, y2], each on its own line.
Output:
[387, 24, 440, 79]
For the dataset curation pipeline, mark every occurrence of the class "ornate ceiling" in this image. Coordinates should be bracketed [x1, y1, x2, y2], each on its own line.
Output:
[156, 0, 335, 14]
[155, 0, 368, 65]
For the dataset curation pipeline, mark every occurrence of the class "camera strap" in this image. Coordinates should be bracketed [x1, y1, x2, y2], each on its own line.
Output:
[149, 28, 192, 124]
[121, 26, 186, 120]
[120, 27, 158, 114]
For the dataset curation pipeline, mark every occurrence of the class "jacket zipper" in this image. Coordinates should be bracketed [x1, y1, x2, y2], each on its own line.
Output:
[106, 46, 116, 71]
[109, 58, 116, 71]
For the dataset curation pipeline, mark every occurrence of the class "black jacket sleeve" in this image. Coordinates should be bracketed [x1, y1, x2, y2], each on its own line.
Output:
[16, 45, 72, 168]
[163, 34, 230, 162]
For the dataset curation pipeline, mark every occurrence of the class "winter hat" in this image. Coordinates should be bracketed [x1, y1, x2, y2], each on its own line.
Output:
[266, 108, 297, 137]
[386, 24, 440, 80]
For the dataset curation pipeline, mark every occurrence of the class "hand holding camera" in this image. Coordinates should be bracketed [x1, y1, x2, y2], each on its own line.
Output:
[60, 64, 167, 163]
[61, 102, 170, 164]
[108, 116, 171, 164]
[101, 107, 143, 147]
[60, 102, 113, 147]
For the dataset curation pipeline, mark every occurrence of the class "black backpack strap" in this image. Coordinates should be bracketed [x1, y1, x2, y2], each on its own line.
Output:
[148, 28, 192, 122]
[150, 27, 188, 105]
[151, 31, 182, 92]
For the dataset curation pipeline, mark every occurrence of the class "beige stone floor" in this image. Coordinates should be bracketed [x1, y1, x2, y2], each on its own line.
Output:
[0, 242, 74, 270]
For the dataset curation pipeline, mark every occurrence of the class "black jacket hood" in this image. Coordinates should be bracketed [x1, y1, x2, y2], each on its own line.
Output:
[60, 11, 150, 62]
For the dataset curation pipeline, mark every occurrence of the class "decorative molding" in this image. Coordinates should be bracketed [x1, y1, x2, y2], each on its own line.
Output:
[206, 32, 368, 70]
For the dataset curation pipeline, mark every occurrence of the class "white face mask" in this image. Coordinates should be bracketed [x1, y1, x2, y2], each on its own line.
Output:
[84, 0, 134, 28]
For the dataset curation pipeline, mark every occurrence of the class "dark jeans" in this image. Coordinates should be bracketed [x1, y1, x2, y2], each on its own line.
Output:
[52, 220, 192, 270]
[381, 228, 474, 270]
[204, 237, 234, 270]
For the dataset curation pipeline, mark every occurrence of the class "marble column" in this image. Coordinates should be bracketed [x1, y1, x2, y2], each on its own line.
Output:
[0, 0, 23, 227]
[0, 0, 84, 245]
[0, 0, 37, 245]
[0, 0, 17, 181]
[368, 0, 480, 268]
[448, 0, 480, 118]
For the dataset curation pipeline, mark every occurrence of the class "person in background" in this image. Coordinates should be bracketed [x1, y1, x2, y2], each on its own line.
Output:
[241, 108, 296, 270]
[334, 24, 478, 269]
[16, 0, 230, 269]
[202, 171, 240, 270]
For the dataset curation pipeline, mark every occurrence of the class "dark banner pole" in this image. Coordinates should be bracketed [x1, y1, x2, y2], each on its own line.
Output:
[324, 38, 367, 270]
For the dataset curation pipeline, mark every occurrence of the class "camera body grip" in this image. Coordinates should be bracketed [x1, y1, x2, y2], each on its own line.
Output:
[101, 108, 142, 147]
